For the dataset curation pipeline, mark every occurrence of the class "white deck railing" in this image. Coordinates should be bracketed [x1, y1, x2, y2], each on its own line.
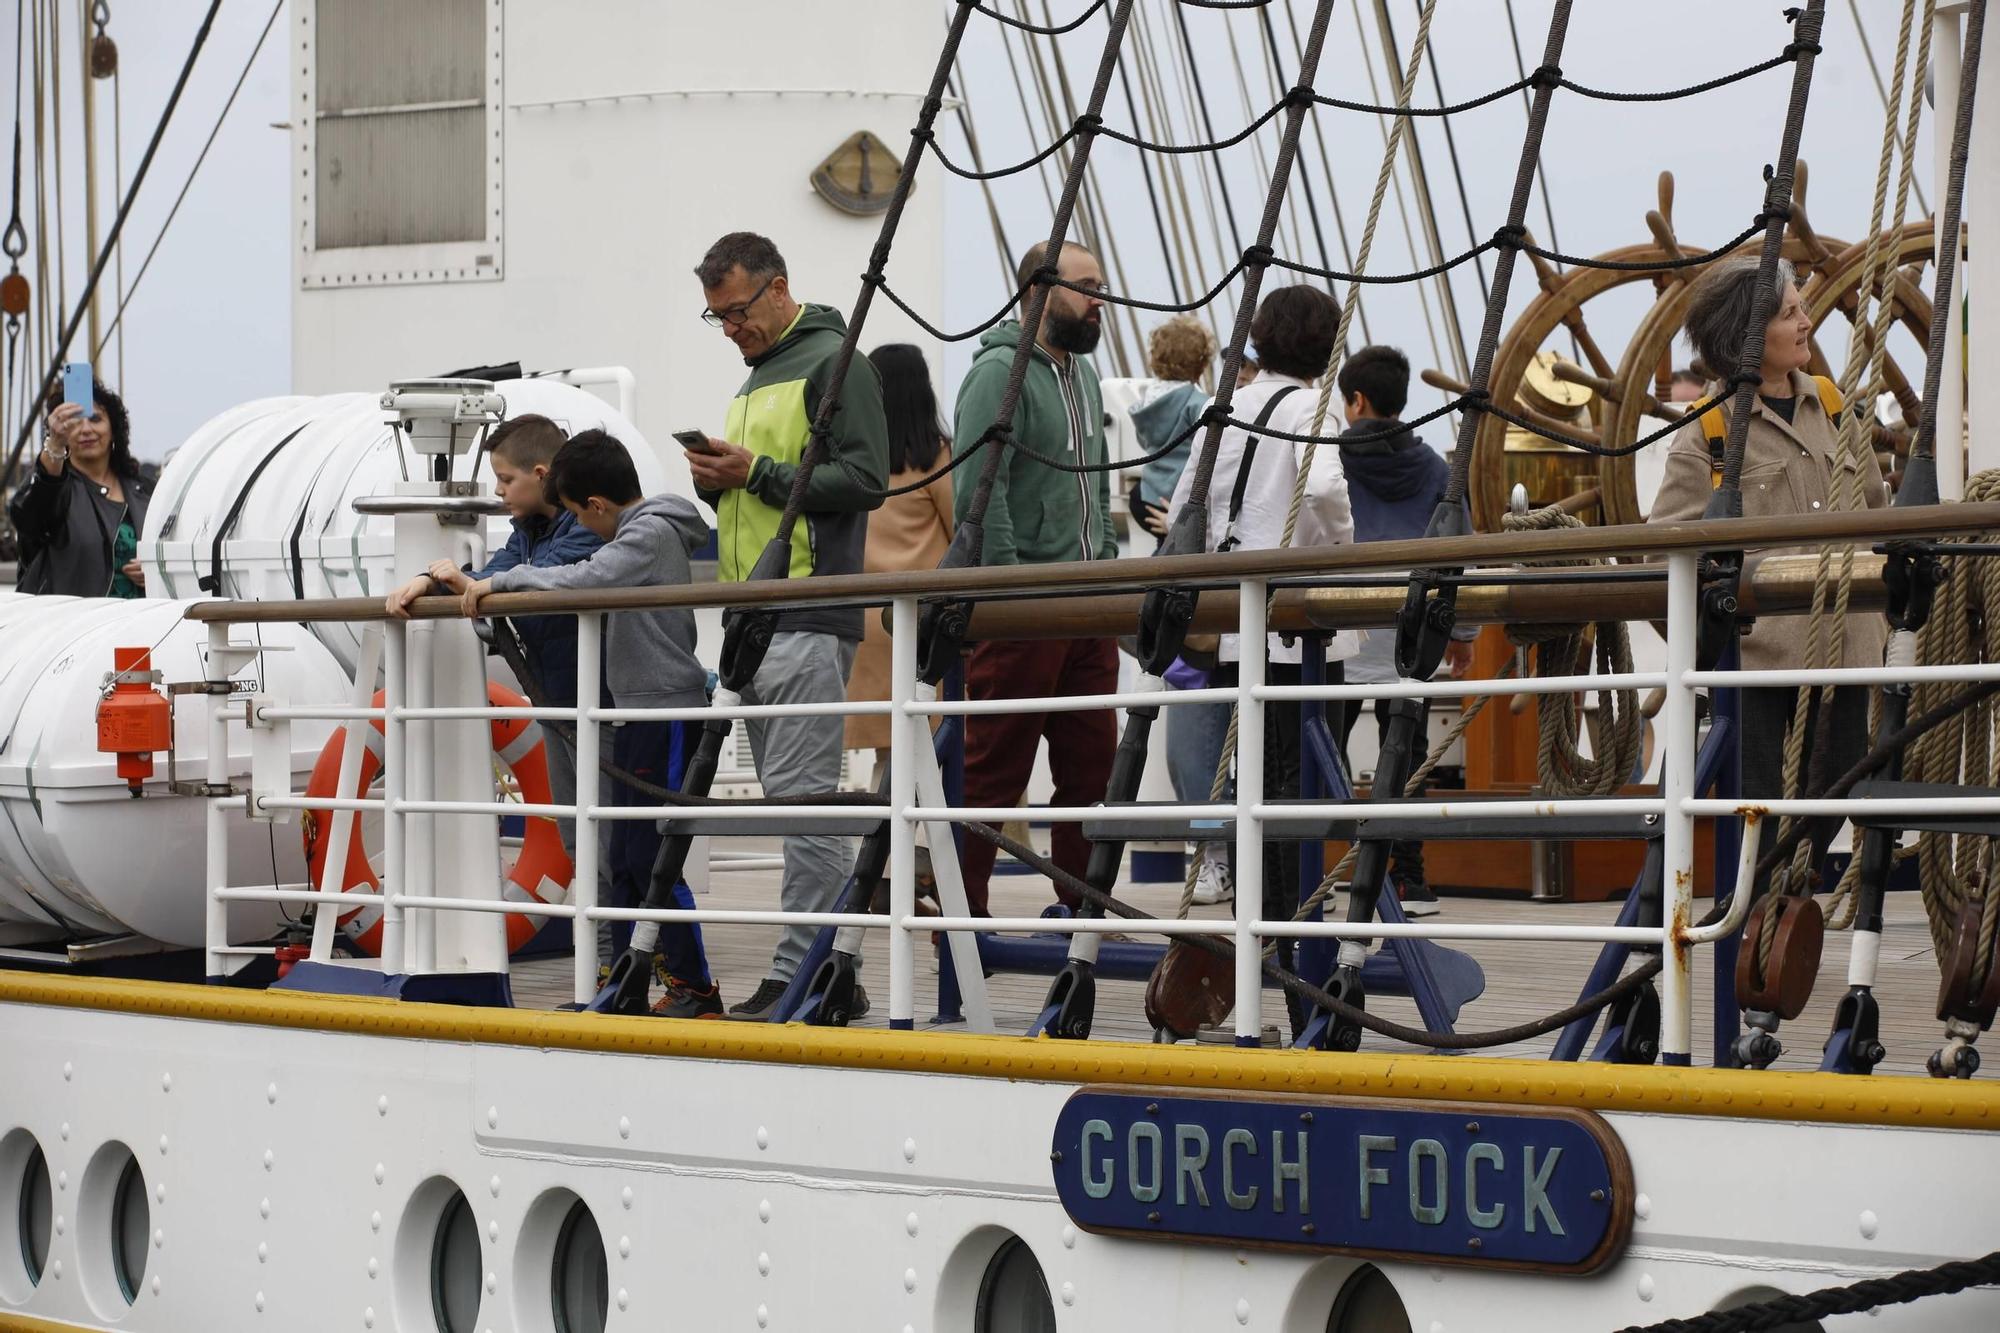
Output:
[195, 525, 2000, 1060]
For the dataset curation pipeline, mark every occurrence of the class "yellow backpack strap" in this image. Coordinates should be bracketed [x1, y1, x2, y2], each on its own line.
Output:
[1701, 401, 1728, 487]
[1812, 374, 1844, 420]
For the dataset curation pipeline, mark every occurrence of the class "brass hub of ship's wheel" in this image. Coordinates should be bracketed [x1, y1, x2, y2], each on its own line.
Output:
[1451, 167, 1934, 531]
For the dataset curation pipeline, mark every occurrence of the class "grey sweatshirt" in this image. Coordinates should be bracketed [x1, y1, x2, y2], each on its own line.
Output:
[489, 495, 709, 709]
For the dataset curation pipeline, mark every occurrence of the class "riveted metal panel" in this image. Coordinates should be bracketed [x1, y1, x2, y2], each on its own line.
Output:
[314, 109, 485, 250]
[298, 0, 503, 285]
[315, 0, 482, 113]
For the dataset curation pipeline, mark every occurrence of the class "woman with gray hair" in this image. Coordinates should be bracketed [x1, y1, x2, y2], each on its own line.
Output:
[1649, 254, 1887, 901]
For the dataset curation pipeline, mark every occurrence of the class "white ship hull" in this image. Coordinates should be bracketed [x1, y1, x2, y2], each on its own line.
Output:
[4, 976, 1997, 1332]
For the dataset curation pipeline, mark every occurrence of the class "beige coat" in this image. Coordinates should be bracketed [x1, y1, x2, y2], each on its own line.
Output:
[844, 463, 955, 750]
[1647, 370, 1888, 672]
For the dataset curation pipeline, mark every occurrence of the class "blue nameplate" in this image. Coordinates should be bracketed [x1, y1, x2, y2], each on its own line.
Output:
[1051, 1088, 1631, 1273]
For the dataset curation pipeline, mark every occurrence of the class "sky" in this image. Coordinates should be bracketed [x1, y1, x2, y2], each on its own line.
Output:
[0, 1, 1947, 461]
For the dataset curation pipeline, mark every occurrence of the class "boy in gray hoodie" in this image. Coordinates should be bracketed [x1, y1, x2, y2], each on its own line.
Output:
[460, 431, 720, 1017]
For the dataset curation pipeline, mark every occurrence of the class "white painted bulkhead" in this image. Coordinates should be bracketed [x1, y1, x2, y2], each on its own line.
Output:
[285, 0, 947, 501]
[1, 1002, 1996, 1331]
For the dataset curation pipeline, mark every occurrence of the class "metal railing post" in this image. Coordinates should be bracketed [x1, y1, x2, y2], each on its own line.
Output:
[203, 623, 233, 981]
[407, 622, 437, 973]
[1234, 579, 1267, 1046]
[379, 621, 408, 975]
[888, 596, 919, 1029]
[572, 612, 603, 1005]
[1661, 551, 1699, 1063]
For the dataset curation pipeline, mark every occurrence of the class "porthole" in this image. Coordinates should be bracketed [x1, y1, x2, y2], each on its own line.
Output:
[1326, 1264, 1409, 1333]
[974, 1235, 1056, 1333]
[20, 1143, 52, 1284]
[3, 1134, 52, 1295]
[110, 1155, 148, 1303]
[1715, 1287, 1824, 1332]
[551, 1199, 608, 1333]
[431, 1191, 482, 1332]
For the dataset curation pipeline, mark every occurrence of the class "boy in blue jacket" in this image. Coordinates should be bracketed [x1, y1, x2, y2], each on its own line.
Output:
[458, 431, 719, 1018]
[386, 415, 643, 991]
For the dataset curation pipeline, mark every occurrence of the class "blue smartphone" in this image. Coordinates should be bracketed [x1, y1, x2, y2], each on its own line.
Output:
[61, 361, 93, 411]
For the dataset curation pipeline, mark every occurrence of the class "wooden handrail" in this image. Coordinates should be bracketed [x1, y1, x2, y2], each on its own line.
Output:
[962, 553, 1887, 641]
[184, 503, 2000, 625]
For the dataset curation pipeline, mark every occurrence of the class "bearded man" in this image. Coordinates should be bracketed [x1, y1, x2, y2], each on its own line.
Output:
[949, 240, 1119, 915]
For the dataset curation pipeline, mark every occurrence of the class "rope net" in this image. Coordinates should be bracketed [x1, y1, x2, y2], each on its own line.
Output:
[588, 0, 1991, 1060]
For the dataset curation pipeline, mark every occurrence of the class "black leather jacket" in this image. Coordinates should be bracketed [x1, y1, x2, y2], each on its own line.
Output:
[6, 461, 152, 596]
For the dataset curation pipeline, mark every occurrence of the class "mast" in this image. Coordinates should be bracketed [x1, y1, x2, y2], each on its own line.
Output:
[78, 0, 100, 359]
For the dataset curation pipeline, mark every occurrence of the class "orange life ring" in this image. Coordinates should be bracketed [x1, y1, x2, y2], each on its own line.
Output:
[300, 681, 572, 955]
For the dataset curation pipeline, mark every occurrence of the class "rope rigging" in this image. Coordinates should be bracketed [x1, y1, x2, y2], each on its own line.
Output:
[613, 0, 1982, 1061]
[92, 0, 284, 361]
[1175, 0, 1441, 927]
[0, 0, 226, 499]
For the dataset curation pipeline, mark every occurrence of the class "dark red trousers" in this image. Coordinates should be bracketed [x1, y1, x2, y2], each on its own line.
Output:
[958, 636, 1119, 914]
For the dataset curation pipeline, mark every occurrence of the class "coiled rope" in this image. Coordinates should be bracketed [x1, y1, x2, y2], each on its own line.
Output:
[1499, 505, 1643, 797]
[1904, 471, 2000, 985]
[1764, 0, 1927, 946]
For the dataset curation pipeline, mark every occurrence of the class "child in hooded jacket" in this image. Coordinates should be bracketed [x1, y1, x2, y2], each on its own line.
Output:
[459, 430, 722, 1018]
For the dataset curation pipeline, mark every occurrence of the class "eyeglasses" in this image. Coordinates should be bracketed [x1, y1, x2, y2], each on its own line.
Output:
[700, 275, 777, 328]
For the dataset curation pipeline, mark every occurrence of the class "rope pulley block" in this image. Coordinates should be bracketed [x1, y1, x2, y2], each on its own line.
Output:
[1735, 894, 1824, 1019]
[1593, 980, 1661, 1065]
[0, 271, 26, 318]
[1935, 895, 2000, 1035]
[90, 8, 118, 79]
[1144, 940, 1233, 1040]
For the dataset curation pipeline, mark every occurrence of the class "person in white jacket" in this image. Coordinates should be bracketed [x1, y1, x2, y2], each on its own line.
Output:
[1165, 284, 1355, 1033]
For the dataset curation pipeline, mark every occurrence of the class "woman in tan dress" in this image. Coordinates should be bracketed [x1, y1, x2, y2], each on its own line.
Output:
[845, 343, 954, 761]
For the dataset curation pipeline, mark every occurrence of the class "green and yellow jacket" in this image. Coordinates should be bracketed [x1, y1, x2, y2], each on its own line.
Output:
[951, 320, 1116, 567]
[702, 303, 888, 640]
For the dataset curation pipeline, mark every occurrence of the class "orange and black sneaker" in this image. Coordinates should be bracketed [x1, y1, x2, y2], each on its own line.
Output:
[651, 974, 724, 1019]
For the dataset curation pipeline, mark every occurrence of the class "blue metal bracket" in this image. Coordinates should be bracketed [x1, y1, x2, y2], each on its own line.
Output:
[1548, 716, 1733, 1063]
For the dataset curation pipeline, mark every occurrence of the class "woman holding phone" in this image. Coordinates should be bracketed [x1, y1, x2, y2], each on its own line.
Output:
[8, 375, 151, 597]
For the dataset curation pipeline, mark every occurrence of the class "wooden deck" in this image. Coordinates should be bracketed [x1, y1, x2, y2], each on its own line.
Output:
[508, 838, 1957, 1077]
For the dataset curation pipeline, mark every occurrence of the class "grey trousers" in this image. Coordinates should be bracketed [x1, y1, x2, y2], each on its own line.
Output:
[544, 721, 617, 964]
[738, 630, 858, 982]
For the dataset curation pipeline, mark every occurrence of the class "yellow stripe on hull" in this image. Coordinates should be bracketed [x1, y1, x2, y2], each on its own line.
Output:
[4, 971, 1997, 1131]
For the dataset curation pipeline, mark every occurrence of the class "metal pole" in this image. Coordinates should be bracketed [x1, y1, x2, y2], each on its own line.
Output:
[203, 624, 232, 981]
[571, 612, 602, 1005]
[1967, 2, 2000, 481]
[888, 596, 918, 1029]
[1660, 552, 1699, 1064]
[379, 621, 408, 975]
[1234, 578, 1267, 1046]
[1932, 7, 1966, 497]
[310, 626, 382, 961]
[408, 622, 436, 973]
[78, 0, 101, 359]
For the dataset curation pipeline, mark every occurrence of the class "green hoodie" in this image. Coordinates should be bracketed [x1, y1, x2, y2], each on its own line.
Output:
[701, 302, 888, 640]
[951, 320, 1117, 567]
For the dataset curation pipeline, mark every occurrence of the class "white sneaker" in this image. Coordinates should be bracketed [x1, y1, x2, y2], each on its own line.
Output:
[1190, 853, 1234, 906]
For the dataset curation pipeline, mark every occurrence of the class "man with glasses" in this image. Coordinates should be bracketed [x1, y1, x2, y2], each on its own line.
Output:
[688, 231, 889, 1020]
[949, 239, 1119, 916]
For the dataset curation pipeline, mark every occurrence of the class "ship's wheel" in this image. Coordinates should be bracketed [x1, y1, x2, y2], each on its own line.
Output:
[1446, 166, 1935, 531]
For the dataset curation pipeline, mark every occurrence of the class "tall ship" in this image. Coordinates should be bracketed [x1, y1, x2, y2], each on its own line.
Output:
[3, 2, 1999, 1330]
